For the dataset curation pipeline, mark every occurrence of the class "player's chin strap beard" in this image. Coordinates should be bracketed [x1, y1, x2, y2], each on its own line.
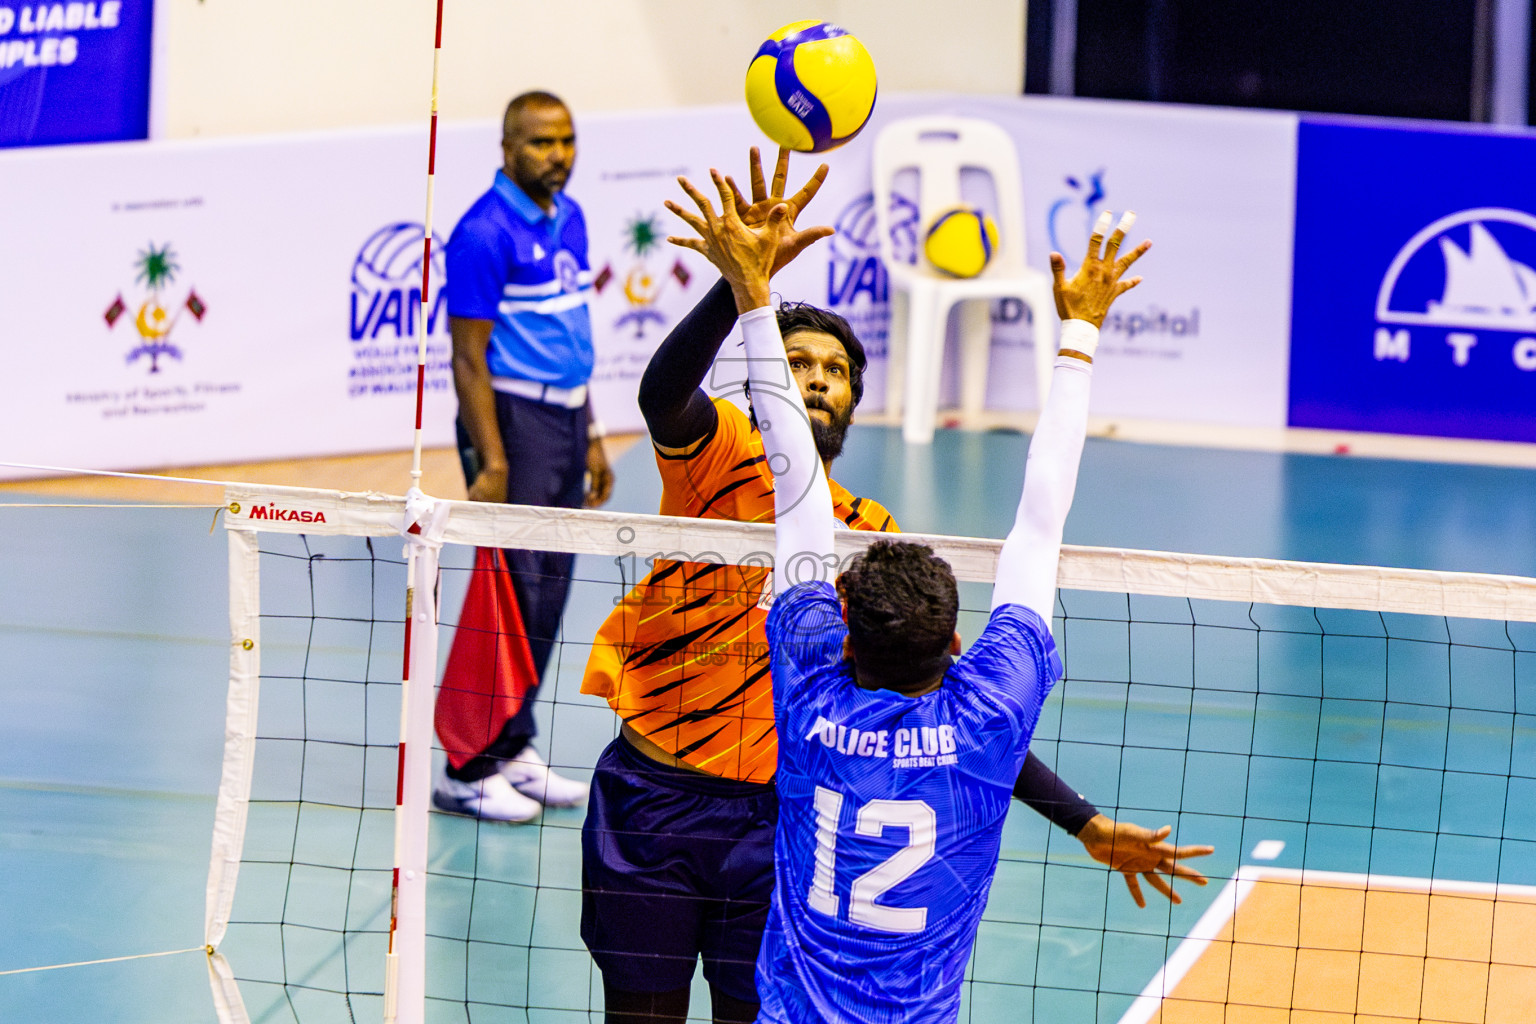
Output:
[808, 402, 851, 461]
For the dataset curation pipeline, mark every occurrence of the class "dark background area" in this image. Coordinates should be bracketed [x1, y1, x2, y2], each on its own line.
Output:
[1026, 0, 1533, 124]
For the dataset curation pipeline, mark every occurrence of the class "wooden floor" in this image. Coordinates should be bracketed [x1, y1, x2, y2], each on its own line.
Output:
[1127, 868, 1536, 1024]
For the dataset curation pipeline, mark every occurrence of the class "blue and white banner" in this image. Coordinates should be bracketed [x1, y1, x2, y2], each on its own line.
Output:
[10, 88, 1536, 476]
[1289, 120, 1536, 442]
[0, 95, 1303, 477]
[0, 1, 154, 147]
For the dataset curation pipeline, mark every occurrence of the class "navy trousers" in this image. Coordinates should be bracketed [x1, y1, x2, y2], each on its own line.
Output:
[449, 389, 588, 781]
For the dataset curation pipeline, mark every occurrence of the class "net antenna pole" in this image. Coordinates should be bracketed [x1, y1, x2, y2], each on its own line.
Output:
[410, 0, 445, 493]
[384, 3, 448, 1023]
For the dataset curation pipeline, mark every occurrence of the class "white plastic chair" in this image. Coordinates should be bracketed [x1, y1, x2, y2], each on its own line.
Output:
[872, 116, 1056, 444]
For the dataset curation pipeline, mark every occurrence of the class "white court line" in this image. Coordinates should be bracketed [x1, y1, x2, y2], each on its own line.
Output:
[1250, 839, 1285, 861]
[1113, 864, 1536, 1024]
[1234, 864, 1536, 899]
[1115, 872, 1254, 1024]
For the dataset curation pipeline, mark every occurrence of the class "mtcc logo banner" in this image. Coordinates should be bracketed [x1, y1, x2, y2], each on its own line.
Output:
[1289, 121, 1536, 443]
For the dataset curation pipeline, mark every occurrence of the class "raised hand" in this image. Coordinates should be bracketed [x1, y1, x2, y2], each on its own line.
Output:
[1075, 813, 1215, 908]
[667, 146, 833, 278]
[667, 168, 788, 312]
[731, 146, 835, 273]
[1050, 210, 1151, 327]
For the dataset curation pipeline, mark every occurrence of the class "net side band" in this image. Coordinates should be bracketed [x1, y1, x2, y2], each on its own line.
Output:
[222, 483, 1536, 623]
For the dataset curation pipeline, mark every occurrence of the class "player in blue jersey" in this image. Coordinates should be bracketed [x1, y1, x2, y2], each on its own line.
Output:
[666, 169, 1159, 1024]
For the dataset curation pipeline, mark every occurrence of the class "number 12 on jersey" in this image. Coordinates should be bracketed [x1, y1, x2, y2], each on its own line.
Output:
[806, 785, 937, 934]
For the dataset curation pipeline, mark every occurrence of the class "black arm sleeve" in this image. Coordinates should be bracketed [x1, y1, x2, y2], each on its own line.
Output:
[637, 278, 739, 448]
[1012, 749, 1100, 835]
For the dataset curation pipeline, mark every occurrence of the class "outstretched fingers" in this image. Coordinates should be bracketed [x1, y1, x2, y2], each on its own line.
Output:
[710, 169, 743, 226]
[1049, 252, 1070, 320]
[786, 162, 830, 215]
[1102, 210, 1136, 264]
[724, 174, 752, 220]
[663, 197, 708, 236]
[1166, 858, 1210, 884]
[665, 233, 707, 254]
[1116, 238, 1152, 278]
[1086, 209, 1113, 262]
[1165, 841, 1216, 884]
[1143, 871, 1180, 904]
[1123, 874, 1147, 909]
[748, 146, 768, 204]
[770, 146, 790, 200]
[676, 174, 720, 225]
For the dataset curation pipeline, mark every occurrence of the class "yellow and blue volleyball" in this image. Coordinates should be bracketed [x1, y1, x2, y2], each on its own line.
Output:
[923, 206, 1000, 278]
[745, 21, 877, 153]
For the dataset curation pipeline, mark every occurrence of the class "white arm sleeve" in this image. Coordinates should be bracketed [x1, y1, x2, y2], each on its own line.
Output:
[738, 305, 837, 585]
[991, 319, 1099, 623]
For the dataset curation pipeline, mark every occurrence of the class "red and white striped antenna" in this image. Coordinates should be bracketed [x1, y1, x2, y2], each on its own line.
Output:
[385, 2, 447, 1021]
[410, 0, 446, 488]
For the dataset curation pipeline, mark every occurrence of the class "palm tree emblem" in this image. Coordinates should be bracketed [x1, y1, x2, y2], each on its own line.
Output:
[104, 242, 207, 373]
[603, 213, 692, 339]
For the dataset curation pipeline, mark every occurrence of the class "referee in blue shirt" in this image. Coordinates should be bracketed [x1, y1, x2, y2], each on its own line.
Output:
[435, 91, 612, 823]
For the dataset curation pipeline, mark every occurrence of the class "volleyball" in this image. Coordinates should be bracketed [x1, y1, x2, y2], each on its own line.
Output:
[745, 21, 877, 153]
[923, 205, 999, 278]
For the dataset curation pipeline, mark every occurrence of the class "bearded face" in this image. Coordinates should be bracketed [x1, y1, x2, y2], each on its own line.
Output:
[782, 330, 856, 463]
[805, 392, 854, 461]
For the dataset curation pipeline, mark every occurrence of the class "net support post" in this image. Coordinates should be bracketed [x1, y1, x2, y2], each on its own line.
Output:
[386, 521, 444, 1024]
[204, 521, 260, 1024]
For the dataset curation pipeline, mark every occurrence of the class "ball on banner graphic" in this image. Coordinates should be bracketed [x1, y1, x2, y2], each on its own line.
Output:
[745, 20, 877, 153]
[924, 205, 999, 278]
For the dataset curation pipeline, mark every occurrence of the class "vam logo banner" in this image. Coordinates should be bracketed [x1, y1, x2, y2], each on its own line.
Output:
[823, 190, 920, 363]
[348, 222, 451, 399]
[1289, 121, 1536, 442]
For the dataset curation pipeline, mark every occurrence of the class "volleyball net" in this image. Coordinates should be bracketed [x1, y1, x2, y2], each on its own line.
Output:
[203, 481, 1536, 1024]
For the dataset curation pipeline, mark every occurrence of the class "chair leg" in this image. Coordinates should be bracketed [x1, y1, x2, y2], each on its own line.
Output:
[1024, 278, 1058, 411]
[901, 287, 940, 445]
[958, 298, 992, 424]
[885, 289, 908, 421]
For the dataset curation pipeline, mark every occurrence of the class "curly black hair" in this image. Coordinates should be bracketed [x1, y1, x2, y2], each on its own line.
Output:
[839, 539, 958, 690]
[776, 301, 867, 408]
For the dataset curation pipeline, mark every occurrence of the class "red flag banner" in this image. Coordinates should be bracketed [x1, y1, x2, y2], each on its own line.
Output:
[436, 547, 539, 769]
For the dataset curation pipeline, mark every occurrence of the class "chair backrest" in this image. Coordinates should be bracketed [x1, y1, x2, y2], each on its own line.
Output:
[871, 115, 1029, 277]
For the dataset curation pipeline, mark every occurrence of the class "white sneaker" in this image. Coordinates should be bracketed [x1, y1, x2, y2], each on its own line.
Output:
[500, 747, 589, 807]
[432, 770, 542, 823]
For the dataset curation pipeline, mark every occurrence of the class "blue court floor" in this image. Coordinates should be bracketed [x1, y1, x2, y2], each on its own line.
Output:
[3, 425, 1536, 1023]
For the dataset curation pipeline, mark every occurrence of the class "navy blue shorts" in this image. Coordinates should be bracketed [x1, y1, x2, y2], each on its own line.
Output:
[580, 734, 778, 1001]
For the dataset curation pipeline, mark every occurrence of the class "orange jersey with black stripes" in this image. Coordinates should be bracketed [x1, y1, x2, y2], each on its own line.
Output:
[582, 398, 898, 782]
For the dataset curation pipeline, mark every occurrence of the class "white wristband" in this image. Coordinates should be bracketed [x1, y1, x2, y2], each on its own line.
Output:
[588, 418, 607, 440]
[1059, 319, 1100, 361]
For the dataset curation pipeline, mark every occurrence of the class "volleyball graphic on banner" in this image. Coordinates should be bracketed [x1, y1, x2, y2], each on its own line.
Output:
[745, 21, 877, 153]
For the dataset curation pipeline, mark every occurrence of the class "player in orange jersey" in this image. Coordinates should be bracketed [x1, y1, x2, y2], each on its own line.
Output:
[578, 149, 1213, 1024]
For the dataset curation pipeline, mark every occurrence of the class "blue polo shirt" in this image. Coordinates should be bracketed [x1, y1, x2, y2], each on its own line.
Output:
[445, 171, 594, 388]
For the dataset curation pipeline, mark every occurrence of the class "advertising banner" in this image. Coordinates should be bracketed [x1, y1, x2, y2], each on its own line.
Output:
[0, 0, 154, 147]
[760, 95, 1300, 427]
[0, 118, 733, 478]
[1289, 120, 1536, 442]
[0, 94, 1300, 479]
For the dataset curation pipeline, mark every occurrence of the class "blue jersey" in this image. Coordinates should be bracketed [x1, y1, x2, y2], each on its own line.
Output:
[444, 171, 594, 388]
[757, 581, 1062, 1024]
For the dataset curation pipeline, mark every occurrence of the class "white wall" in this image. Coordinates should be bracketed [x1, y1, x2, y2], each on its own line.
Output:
[157, 0, 1027, 138]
